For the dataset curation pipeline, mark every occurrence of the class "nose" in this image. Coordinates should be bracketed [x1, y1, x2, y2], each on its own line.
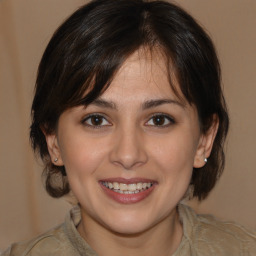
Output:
[109, 126, 148, 170]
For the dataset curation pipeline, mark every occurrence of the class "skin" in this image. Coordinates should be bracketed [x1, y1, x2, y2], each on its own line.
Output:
[46, 50, 218, 256]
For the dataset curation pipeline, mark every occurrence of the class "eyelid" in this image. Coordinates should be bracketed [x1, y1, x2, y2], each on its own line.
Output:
[145, 113, 175, 127]
[81, 113, 112, 128]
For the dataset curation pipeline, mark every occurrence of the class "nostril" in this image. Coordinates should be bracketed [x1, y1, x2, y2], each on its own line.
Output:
[109, 134, 148, 169]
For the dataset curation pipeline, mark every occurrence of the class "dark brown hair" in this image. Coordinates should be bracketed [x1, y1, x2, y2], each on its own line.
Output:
[30, 0, 229, 200]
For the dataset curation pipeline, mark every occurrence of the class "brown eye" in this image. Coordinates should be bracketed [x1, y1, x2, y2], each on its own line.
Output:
[83, 114, 110, 127]
[146, 114, 174, 127]
[152, 116, 166, 126]
[90, 115, 104, 126]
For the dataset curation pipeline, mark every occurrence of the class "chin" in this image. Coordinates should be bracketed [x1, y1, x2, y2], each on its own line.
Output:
[107, 221, 150, 236]
[100, 211, 158, 236]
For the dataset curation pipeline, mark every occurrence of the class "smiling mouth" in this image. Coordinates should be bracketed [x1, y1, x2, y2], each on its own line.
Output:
[101, 181, 154, 194]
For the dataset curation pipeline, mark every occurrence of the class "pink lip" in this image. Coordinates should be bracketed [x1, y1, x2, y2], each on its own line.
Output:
[99, 177, 157, 204]
[100, 177, 156, 184]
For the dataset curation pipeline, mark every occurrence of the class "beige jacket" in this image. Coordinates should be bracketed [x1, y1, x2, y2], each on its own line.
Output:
[2, 204, 256, 256]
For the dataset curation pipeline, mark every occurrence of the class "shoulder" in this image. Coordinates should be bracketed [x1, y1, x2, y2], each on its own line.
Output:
[1, 224, 77, 256]
[195, 211, 256, 254]
[1, 206, 96, 256]
[179, 203, 256, 255]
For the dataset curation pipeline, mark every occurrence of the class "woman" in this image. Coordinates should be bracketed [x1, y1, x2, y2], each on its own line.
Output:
[3, 0, 256, 255]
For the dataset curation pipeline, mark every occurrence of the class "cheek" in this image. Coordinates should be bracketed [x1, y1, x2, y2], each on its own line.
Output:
[150, 132, 198, 173]
[61, 140, 108, 202]
[58, 133, 107, 177]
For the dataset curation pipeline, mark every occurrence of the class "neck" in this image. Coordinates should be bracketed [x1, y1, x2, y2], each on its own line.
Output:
[77, 208, 183, 256]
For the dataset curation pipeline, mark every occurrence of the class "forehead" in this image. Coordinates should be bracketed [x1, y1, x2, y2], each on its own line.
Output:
[102, 49, 184, 102]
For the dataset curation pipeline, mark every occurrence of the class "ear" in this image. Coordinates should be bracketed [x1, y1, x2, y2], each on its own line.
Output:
[193, 115, 219, 168]
[43, 130, 64, 166]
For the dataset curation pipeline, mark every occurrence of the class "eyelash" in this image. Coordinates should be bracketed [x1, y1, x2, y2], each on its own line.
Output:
[145, 113, 175, 127]
[81, 114, 111, 129]
[81, 113, 175, 129]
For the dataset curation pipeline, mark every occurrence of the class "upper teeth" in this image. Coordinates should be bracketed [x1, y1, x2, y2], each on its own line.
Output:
[102, 182, 153, 192]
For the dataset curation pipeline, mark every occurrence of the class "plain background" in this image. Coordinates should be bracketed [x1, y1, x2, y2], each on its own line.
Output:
[0, 0, 255, 250]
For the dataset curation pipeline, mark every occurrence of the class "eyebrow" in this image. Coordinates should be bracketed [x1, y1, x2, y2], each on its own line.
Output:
[90, 98, 185, 110]
[141, 99, 185, 110]
[91, 99, 117, 109]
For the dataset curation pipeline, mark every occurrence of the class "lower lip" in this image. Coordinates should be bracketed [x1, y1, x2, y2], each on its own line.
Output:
[99, 183, 156, 204]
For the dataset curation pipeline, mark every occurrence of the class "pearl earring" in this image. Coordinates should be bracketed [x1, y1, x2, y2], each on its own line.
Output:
[54, 158, 58, 163]
[204, 158, 207, 163]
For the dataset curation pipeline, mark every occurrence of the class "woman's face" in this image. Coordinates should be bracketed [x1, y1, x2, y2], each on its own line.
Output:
[47, 51, 211, 235]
